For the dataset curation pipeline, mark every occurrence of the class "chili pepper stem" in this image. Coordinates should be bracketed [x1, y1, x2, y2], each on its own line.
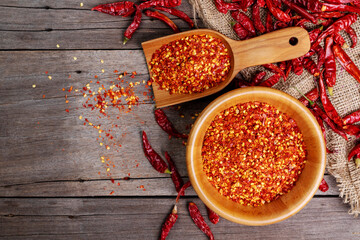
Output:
[355, 158, 360, 168]
[164, 169, 172, 174]
[172, 204, 178, 214]
[293, 86, 314, 105]
[328, 87, 333, 96]
[123, 37, 130, 45]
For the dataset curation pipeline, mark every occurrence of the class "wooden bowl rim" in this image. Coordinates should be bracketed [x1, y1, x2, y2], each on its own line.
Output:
[186, 87, 326, 226]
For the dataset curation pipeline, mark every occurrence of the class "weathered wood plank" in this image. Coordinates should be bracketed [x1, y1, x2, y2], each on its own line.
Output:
[0, 0, 195, 11]
[0, 175, 339, 197]
[0, 50, 335, 197]
[0, 197, 357, 239]
[0, 0, 202, 50]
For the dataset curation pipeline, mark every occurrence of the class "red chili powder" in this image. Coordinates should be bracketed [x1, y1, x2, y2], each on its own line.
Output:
[202, 101, 307, 207]
[149, 34, 231, 94]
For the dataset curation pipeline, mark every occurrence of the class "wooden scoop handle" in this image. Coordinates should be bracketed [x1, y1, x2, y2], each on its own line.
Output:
[229, 27, 310, 72]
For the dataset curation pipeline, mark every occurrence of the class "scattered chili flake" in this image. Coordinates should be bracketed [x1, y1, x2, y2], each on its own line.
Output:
[73, 57, 77, 61]
[56, 44, 60, 48]
[45, 71, 48, 74]
[111, 179, 115, 183]
[202, 102, 307, 207]
[109, 190, 114, 195]
[65, 109, 69, 113]
[32, 84, 36, 88]
[319, 178, 329, 192]
[48, 76, 52, 80]
[150, 34, 231, 94]
[42, 95, 45, 98]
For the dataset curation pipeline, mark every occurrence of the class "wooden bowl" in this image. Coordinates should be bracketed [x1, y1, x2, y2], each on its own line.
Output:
[186, 87, 326, 226]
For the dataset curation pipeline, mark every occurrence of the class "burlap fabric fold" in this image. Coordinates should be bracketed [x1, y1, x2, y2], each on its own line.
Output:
[188, 0, 360, 216]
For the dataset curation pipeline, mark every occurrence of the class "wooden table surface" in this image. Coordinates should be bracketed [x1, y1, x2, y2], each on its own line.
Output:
[0, 1, 359, 239]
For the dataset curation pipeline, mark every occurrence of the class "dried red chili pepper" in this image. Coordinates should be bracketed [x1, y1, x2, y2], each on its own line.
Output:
[296, 88, 348, 140]
[274, 21, 289, 30]
[343, 124, 360, 136]
[214, 0, 245, 14]
[299, 88, 319, 106]
[343, 109, 360, 125]
[232, 22, 250, 40]
[312, 12, 346, 19]
[263, 63, 286, 81]
[333, 32, 346, 47]
[175, 181, 191, 203]
[291, 0, 324, 12]
[282, 0, 317, 24]
[348, 143, 360, 162]
[142, 131, 171, 174]
[313, 14, 358, 49]
[322, 0, 356, 3]
[320, 18, 334, 28]
[285, 61, 292, 78]
[139, 0, 182, 9]
[302, 57, 320, 77]
[292, 58, 304, 75]
[265, 11, 274, 32]
[232, 0, 254, 9]
[251, 71, 267, 85]
[266, 0, 291, 22]
[144, 10, 180, 33]
[345, 26, 357, 48]
[309, 109, 333, 153]
[324, 36, 336, 95]
[309, 28, 322, 45]
[160, 205, 178, 240]
[188, 202, 215, 240]
[205, 206, 220, 225]
[123, 7, 142, 44]
[154, 109, 188, 139]
[332, 44, 360, 84]
[315, 45, 325, 69]
[312, 104, 348, 140]
[259, 73, 281, 87]
[257, 0, 265, 7]
[92, 1, 135, 17]
[295, 18, 309, 28]
[231, 11, 256, 37]
[165, 151, 184, 194]
[252, 3, 266, 33]
[319, 178, 329, 192]
[272, 0, 282, 8]
[154, 6, 194, 28]
[319, 69, 343, 127]
[322, 2, 360, 14]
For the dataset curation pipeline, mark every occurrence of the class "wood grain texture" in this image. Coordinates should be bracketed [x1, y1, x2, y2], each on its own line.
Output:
[0, 197, 358, 239]
[0, 175, 338, 197]
[0, 1, 201, 50]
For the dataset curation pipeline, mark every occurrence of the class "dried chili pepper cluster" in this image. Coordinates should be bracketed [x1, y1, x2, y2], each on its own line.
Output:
[222, 0, 360, 90]
[150, 34, 231, 94]
[141, 109, 218, 238]
[92, 0, 194, 44]
[222, 0, 360, 170]
[202, 102, 307, 207]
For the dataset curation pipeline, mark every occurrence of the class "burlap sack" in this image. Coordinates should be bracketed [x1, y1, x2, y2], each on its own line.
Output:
[188, 0, 360, 216]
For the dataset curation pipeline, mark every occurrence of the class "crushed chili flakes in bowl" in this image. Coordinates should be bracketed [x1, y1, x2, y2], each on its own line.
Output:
[149, 34, 231, 94]
[202, 101, 307, 207]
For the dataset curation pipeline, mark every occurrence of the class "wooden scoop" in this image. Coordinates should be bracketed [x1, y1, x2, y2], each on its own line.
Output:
[142, 27, 310, 108]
